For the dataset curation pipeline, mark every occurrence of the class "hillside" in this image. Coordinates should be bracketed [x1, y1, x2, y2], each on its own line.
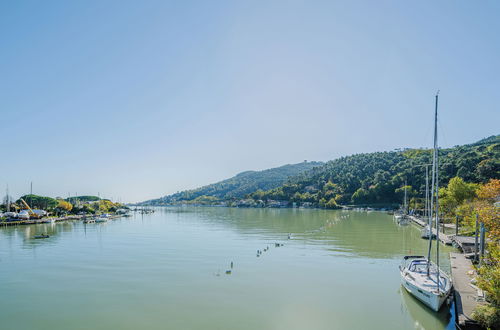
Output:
[249, 135, 500, 207]
[142, 161, 323, 205]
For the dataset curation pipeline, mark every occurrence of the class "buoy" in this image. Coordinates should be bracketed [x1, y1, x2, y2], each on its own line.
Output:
[230, 262, 233, 269]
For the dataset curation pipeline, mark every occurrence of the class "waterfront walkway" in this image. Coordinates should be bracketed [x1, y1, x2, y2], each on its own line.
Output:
[450, 252, 483, 329]
[408, 215, 453, 245]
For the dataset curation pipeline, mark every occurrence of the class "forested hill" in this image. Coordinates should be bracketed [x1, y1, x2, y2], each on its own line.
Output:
[142, 161, 323, 205]
[248, 135, 500, 207]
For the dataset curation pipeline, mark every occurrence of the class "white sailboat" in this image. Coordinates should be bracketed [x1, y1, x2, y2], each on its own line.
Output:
[421, 165, 436, 239]
[400, 92, 452, 312]
[421, 224, 436, 239]
[396, 180, 410, 225]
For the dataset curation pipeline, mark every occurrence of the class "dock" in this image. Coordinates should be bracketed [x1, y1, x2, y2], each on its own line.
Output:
[450, 252, 483, 329]
[407, 215, 453, 245]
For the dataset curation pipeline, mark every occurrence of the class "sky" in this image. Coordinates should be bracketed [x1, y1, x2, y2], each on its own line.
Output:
[0, 0, 499, 203]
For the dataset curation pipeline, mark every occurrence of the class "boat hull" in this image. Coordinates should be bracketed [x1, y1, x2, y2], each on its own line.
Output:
[400, 272, 449, 311]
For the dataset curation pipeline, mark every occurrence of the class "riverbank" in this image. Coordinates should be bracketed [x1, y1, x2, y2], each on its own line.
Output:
[0, 214, 125, 227]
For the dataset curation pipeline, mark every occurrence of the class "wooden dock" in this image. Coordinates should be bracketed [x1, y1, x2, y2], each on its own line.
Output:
[450, 252, 483, 329]
[408, 215, 453, 245]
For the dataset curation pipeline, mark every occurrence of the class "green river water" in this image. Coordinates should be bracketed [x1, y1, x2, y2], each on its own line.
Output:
[0, 208, 456, 330]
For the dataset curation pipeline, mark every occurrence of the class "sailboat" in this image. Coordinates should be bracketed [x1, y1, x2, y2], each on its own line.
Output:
[395, 180, 410, 225]
[421, 165, 436, 239]
[399, 92, 452, 312]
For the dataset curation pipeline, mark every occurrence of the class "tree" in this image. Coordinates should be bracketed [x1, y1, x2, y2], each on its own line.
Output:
[475, 179, 500, 240]
[439, 177, 478, 216]
[17, 195, 58, 210]
[352, 188, 369, 204]
[56, 200, 73, 212]
[325, 198, 338, 209]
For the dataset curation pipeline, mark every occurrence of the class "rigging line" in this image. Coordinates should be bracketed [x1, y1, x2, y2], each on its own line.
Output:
[437, 118, 450, 150]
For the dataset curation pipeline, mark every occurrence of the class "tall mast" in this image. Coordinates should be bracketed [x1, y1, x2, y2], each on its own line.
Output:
[427, 92, 439, 276]
[404, 179, 407, 214]
[425, 165, 429, 223]
[435, 92, 440, 291]
[6, 185, 10, 213]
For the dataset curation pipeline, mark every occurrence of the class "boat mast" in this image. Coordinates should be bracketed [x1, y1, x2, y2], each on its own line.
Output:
[427, 92, 439, 276]
[435, 92, 440, 292]
[404, 179, 408, 215]
[6, 185, 10, 213]
[425, 165, 429, 225]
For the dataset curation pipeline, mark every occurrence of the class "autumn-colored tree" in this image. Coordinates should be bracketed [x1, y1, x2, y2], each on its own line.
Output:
[472, 179, 500, 328]
[475, 179, 500, 240]
[57, 200, 73, 212]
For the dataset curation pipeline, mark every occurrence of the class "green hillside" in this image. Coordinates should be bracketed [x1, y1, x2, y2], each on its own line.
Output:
[249, 135, 500, 207]
[143, 161, 323, 205]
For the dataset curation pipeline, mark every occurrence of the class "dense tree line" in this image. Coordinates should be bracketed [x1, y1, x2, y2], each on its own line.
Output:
[249, 135, 499, 207]
[143, 161, 323, 205]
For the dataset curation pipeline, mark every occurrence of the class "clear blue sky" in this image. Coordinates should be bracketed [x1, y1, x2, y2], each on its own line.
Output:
[1, 1, 499, 202]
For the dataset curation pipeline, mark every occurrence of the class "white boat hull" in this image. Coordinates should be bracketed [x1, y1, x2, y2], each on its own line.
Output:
[400, 272, 449, 311]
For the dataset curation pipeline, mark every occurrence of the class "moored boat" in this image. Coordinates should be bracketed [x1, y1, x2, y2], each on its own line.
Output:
[420, 225, 436, 239]
[400, 256, 452, 311]
[17, 210, 30, 220]
[399, 92, 452, 312]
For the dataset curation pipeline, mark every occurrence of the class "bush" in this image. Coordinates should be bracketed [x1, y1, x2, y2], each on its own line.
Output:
[473, 304, 500, 329]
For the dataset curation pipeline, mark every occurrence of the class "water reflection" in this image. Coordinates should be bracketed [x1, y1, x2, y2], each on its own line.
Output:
[400, 286, 454, 329]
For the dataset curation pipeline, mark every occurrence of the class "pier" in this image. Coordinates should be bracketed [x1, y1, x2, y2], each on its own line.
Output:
[450, 253, 483, 329]
[407, 215, 453, 245]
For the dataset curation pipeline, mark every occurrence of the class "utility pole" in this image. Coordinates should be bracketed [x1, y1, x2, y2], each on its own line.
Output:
[480, 222, 486, 265]
[474, 214, 479, 264]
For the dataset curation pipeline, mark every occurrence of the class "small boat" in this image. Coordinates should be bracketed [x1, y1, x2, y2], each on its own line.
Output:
[95, 216, 108, 223]
[34, 234, 50, 239]
[399, 256, 452, 311]
[3, 212, 18, 219]
[83, 218, 96, 224]
[421, 225, 436, 239]
[17, 210, 30, 220]
[395, 212, 409, 225]
[396, 180, 410, 225]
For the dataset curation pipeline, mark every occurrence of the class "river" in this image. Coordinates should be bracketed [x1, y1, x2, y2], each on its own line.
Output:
[0, 208, 456, 330]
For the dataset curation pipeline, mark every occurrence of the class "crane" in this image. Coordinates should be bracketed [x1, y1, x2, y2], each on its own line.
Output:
[19, 198, 42, 219]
